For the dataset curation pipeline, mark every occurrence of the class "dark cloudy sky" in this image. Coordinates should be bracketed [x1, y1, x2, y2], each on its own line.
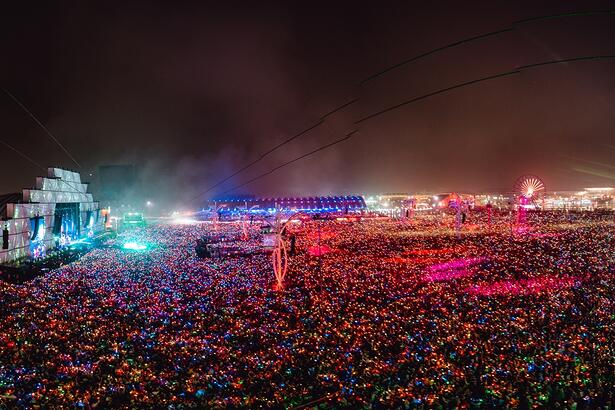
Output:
[2, 1, 615, 207]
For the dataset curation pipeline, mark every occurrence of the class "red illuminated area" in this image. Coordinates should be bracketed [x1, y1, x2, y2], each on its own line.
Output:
[307, 244, 331, 256]
[467, 275, 582, 296]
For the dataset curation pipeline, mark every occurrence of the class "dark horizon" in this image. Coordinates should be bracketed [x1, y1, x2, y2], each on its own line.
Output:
[2, 1, 615, 208]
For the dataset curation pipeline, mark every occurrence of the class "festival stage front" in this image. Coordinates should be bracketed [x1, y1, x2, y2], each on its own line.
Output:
[0, 167, 104, 263]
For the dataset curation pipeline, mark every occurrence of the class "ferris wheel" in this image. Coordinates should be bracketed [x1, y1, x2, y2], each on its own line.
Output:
[513, 175, 546, 200]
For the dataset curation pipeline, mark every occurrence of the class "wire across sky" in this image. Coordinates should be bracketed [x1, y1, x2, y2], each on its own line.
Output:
[214, 54, 615, 196]
[1, 88, 82, 169]
[191, 10, 615, 201]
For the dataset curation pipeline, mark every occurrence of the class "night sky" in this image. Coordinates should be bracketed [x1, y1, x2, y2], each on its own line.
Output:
[2, 1, 615, 207]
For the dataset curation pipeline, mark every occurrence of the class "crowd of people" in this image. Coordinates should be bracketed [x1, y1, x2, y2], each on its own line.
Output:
[0, 210, 613, 408]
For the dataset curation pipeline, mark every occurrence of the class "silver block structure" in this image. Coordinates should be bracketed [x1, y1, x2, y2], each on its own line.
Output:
[0, 167, 104, 263]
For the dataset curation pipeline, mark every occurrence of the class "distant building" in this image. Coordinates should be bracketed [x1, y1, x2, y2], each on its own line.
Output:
[210, 196, 367, 212]
[364, 188, 615, 212]
[365, 193, 477, 214]
[542, 188, 614, 210]
[473, 194, 513, 209]
[366, 193, 413, 210]
[0, 167, 104, 263]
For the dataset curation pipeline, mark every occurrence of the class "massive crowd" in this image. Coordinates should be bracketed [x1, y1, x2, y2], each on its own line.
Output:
[0, 210, 614, 409]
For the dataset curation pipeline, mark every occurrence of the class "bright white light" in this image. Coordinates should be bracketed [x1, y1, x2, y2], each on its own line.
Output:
[172, 216, 196, 225]
[146, 200, 153, 207]
[585, 187, 613, 192]
[123, 241, 147, 251]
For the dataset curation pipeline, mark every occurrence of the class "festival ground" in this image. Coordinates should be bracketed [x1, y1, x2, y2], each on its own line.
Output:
[0, 211, 613, 408]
